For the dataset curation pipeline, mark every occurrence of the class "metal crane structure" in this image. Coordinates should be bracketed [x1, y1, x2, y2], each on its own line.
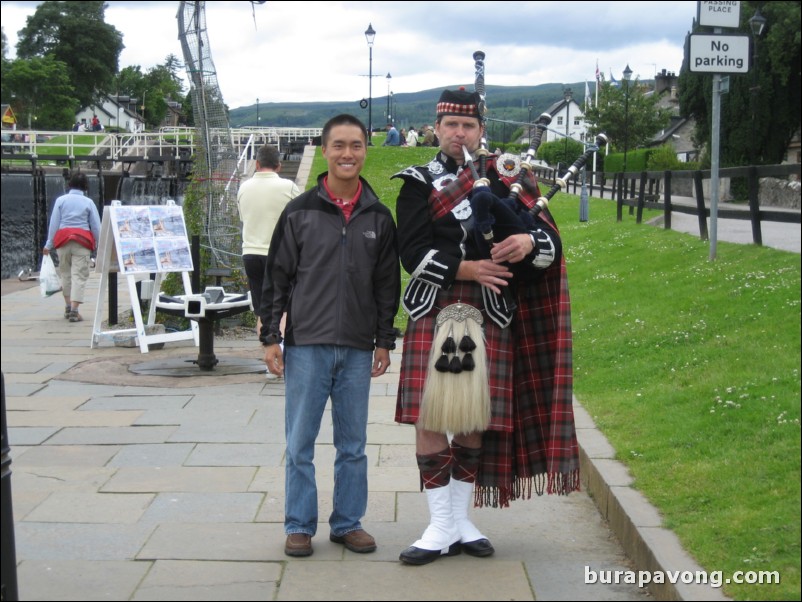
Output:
[176, 1, 257, 269]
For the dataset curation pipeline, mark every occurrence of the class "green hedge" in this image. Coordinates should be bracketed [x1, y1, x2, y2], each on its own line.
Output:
[605, 145, 701, 173]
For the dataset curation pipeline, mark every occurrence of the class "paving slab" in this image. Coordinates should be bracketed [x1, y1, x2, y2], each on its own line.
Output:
[17, 560, 152, 601]
[132, 559, 281, 601]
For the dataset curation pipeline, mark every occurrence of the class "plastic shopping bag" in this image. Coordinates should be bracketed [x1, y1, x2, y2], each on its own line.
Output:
[39, 254, 62, 298]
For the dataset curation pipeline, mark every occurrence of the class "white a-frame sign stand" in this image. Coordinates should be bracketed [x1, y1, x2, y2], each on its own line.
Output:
[91, 200, 198, 352]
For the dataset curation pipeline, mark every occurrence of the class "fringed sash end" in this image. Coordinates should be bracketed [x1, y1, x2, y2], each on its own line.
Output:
[474, 469, 581, 508]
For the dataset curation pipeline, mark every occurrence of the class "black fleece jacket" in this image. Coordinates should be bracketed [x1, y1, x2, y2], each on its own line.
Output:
[259, 173, 400, 351]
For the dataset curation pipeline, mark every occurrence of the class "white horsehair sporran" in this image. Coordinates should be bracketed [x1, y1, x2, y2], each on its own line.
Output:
[419, 302, 491, 434]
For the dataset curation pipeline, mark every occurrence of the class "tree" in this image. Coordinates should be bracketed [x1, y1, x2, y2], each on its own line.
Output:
[3, 55, 78, 129]
[114, 57, 186, 129]
[538, 138, 585, 168]
[1, 28, 9, 103]
[116, 65, 145, 97]
[16, 1, 123, 109]
[679, 1, 801, 166]
[583, 80, 672, 155]
[163, 53, 185, 88]
[147, 61, 184, 128]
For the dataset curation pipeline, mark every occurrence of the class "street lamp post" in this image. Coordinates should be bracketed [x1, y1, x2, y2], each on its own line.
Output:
[256, 97, 260, 128]
[622, 64, 632, 173]
[386, 73, 392, 124]
[527, 100, 533, 145]
[748, 7, 766, 166]
[365, 23, 376, 145]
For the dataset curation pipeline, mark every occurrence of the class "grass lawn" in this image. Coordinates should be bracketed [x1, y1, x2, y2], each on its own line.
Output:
[35, 133, 110, 156]
[309, 140, 800, 600]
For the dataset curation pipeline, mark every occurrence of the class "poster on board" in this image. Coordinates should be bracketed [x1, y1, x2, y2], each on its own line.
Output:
[109, 204, 193, 274]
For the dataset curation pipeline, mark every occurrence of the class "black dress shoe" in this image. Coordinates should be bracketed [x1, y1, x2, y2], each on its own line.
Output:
[461, 538, 495, 557]
[399, 542, 462, 565]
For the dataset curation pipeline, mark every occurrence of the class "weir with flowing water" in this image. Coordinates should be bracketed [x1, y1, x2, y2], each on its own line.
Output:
[0, 170, 189, 279]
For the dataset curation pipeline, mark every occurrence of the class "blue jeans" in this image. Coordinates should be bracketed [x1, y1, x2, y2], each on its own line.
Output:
[284, 344, 372, 537]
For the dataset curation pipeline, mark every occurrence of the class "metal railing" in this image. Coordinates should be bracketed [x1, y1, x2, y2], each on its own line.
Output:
[0, 127, 321, 165]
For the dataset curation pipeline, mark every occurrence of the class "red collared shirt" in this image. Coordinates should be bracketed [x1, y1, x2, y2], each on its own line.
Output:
[322, 177, 362, 223]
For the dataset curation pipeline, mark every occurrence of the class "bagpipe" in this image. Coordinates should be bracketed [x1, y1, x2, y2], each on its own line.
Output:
[467, 50, 608, 242]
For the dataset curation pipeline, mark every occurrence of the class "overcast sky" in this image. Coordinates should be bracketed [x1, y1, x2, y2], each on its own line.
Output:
[2, 0, 698, 109]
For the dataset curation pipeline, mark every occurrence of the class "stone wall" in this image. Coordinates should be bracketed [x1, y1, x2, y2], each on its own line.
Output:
[671, 176, 800, 208]
[760, 177, 801, 209]
[671, 177, 733, 201]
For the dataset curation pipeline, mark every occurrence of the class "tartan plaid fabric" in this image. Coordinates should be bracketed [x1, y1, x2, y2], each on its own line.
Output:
[428, 158, 540, 222]
[396, 281, 514, 430]
[476, 256, 580, 507]
[435, 101, 481, 118]
[417, 448, 453, 489]
[429, 167, 475, 221]
[498, 171, 541, 210]
[451, 442, 481, 483]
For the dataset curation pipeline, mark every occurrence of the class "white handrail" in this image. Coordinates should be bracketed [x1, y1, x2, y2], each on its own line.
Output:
[1, 127, 320, 163]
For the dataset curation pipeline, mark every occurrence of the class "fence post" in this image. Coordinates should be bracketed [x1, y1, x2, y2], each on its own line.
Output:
[693, 170, 709, 241]
[616, 173, 624, 222]
[636, 171, 647, 224]
[664, 170, 672, 230]
[628, 177, 636, 216]
[747, 165, 763, 246]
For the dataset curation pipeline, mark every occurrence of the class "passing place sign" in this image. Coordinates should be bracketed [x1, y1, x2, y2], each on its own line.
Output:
[698, 1, 741, 28]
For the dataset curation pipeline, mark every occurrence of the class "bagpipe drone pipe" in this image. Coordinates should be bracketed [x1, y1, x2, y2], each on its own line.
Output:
[466, 49, 608, 246]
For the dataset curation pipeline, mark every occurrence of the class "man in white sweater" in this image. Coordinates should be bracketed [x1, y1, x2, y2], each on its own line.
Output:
[237, 145, 300, 351]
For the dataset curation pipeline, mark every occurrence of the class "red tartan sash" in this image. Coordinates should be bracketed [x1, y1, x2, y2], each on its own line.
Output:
[428, 158, 542, 222]
[428, 168, 475, 220]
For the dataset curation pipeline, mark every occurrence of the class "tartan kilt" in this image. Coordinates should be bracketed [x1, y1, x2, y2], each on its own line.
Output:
[476, 259, 581, 506]
[395, 280, 514, 431]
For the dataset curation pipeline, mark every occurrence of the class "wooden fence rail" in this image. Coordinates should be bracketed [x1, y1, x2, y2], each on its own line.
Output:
[532, 163, 800, 246]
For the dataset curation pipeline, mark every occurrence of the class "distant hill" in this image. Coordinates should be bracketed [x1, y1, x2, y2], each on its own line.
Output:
[228, 82, 592, 143]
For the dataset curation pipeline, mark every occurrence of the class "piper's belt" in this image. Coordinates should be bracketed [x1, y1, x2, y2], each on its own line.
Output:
[403, 277, 513, 328]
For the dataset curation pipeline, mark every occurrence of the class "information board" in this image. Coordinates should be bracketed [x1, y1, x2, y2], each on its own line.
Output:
[109, 204, 193, 274]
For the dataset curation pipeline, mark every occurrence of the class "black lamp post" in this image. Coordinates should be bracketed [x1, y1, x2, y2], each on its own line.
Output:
[622, 64, 632, 173]
[365, 23, 376, 144]
[748, 7, 766, 166]
[527, 100, 533, 144]
[386, 73, 391, 123]
[256, 97, 260, 128]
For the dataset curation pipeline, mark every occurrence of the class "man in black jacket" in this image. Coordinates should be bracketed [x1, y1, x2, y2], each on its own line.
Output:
[260, 114, 400, 558]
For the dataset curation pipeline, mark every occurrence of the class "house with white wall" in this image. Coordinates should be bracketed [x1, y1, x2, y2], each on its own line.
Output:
[75, 95, 142, 132]
[541, 91, 591, 146]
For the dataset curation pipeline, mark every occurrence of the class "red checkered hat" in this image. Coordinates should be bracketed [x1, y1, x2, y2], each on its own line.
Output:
[436, 87, 481, 119]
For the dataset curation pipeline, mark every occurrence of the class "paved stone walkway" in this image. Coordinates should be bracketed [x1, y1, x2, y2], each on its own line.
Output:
[2, 272, 731, 601]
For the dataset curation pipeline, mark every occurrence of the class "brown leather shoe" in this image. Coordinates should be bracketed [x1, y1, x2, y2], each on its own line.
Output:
[329, 529, 376, 553]
[285, 533, 313, 557]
